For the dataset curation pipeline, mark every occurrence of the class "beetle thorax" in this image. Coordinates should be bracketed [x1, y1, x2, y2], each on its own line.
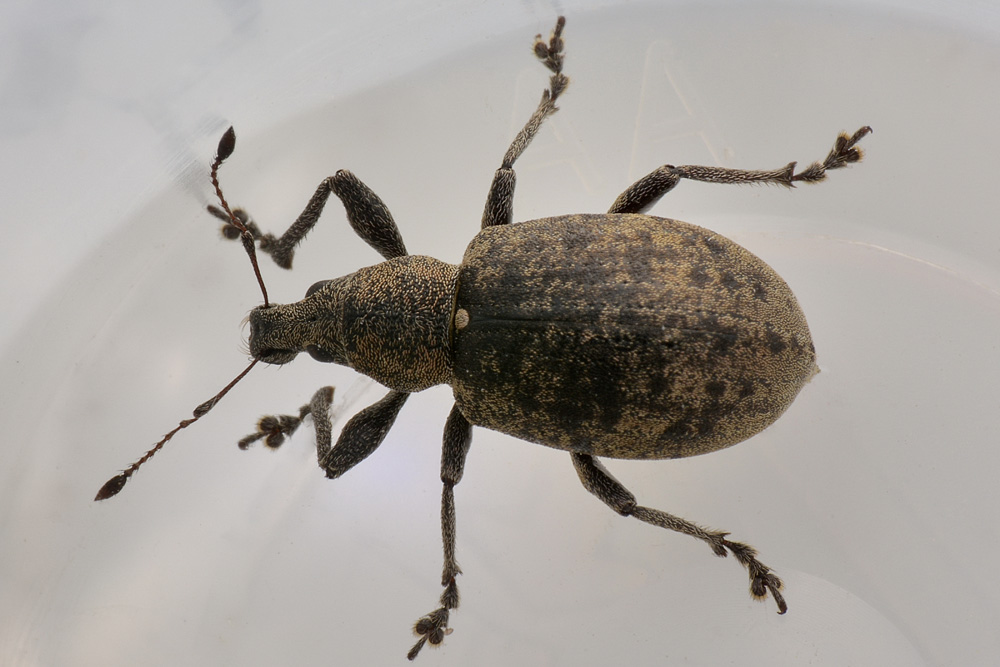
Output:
[342, 255, 458, 391]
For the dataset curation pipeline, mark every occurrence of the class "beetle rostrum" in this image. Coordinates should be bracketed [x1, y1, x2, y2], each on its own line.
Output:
[98, 16, 871, 660]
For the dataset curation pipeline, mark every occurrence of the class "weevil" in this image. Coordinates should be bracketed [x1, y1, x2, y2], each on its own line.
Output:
[97, 16, 871, 659]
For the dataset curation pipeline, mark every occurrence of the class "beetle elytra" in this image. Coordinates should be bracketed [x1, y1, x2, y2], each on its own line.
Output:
[97, 16, 871, 659]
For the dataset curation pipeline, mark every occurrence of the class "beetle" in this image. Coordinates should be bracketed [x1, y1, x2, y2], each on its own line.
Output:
[97, 16, 871, 659]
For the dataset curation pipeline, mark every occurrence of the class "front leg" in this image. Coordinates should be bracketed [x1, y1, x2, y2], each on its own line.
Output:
[238, 387, 410, 479]
[208, 168, 407, 268]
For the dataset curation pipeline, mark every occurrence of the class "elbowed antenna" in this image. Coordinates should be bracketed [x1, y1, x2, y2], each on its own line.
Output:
[210, 127, 270, 306]
[95, 127, 269, 500]
[95, 359, 259, 500]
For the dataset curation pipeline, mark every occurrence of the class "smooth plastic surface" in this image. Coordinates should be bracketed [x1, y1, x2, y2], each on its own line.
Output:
[3, 2, 999, 665]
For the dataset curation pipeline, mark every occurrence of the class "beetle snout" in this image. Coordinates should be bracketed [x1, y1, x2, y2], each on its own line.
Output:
[252, 346, 299, 365]
[247, 304, 300, 365]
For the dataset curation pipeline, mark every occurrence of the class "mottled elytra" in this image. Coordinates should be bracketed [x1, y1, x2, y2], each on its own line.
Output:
[97, 16, 871, 660]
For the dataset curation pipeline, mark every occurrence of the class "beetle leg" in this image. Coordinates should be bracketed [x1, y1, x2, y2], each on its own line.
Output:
[408, 405, 473, 660]
[608, 125, 873, 214]
[571, 452, 788, 614]
[236, 387, 411, 479]
[315, 389, 410, 478]
[208, 168, 407, 267]
[234, 387, 330, 450]
[481, 16, 569, 229]
[207, 204, 265, 240]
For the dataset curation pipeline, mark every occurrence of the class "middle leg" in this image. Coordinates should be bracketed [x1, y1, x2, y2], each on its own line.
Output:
[481, 16, 570, 229]
[408, 404, 474, 660]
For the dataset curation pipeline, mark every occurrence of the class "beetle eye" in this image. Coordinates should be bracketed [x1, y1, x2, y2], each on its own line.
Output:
[305, 280, 332, 297]
[306, 344, 338, 363]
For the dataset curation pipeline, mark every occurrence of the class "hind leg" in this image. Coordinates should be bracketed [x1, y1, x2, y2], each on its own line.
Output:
[609, 126, 872, 214]
[572, 452, 787, 613]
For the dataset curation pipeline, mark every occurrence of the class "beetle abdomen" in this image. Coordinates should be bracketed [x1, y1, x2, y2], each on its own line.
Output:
[451, 214, 816, 459]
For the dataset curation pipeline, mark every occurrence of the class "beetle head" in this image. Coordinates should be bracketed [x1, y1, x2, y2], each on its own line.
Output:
[248, 275, 351, 366]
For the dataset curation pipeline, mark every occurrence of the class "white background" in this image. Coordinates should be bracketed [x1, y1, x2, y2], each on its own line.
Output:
[2, 1, 999, 665]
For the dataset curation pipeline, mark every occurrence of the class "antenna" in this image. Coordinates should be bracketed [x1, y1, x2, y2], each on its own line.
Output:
[95, 127, 268, 500]
[95, 359, 259, 500]
[210, 127, 269, 306]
